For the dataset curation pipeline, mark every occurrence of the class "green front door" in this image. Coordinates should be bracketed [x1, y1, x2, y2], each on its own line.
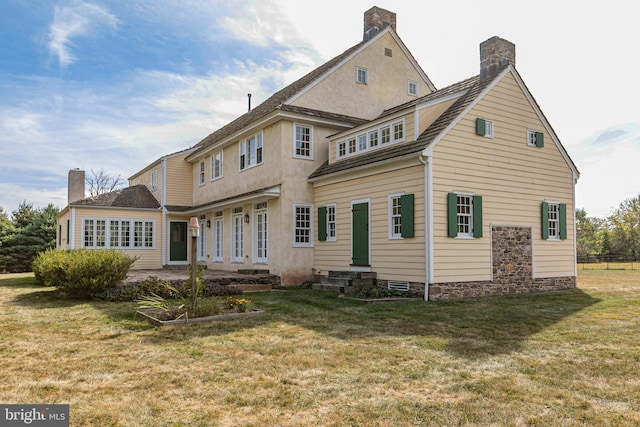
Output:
[169, 221, 188, 262]
[351, 202, 369, 266]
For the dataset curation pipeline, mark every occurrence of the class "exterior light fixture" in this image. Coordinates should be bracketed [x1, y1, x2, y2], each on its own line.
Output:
[244, 212, 250, 223]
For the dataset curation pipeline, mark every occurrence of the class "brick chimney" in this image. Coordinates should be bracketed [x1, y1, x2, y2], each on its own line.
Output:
[480, 36, 515, 82]
[68, 168, 85, 204]
[363, 6, 396, 42]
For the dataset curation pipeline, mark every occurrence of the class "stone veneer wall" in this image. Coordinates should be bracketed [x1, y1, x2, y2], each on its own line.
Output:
[428, 226, 576, 301]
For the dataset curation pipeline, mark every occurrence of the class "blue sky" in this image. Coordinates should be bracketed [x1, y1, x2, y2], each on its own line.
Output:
[0, 0, 638, 218]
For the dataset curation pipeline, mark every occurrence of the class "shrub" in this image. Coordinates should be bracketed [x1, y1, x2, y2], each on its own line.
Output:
[93, 277, 243, 302]
[32, 249, 137, 299]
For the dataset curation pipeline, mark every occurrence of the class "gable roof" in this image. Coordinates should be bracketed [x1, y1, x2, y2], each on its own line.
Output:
[309, 66, 579, 181]
[185, 42, 366, 162]
[309, 74, 490, 180]
[70, 185, 161, 209]
[186, 27, 434, 162]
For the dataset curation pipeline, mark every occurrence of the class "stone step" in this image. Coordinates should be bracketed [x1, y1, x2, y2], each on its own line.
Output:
[312, 283, 345, 292]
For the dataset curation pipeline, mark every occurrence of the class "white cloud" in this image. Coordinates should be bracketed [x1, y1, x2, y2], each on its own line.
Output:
[47, 0, 119, 68]
[0, 182, 67, 214]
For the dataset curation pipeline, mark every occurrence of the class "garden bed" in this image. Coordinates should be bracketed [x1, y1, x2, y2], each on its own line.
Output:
[136, 308, 265, 326]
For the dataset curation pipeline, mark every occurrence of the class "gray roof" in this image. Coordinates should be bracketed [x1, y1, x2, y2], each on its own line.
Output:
[71, 185, 161, 209]
[186, 42, 367, 160]
[309, 74, 492, 180]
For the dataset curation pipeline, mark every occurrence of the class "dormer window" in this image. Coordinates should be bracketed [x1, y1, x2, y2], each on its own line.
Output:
[336, 119, 406, 159]
[356, 66, 368, 84]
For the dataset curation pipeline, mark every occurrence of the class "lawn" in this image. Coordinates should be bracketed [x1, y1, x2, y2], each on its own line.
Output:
[1, 271, 638, 426]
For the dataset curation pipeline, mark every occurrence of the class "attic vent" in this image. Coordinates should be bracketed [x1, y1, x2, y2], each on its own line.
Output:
[385, 48, 392, 57]
[388, 281, 409, 292]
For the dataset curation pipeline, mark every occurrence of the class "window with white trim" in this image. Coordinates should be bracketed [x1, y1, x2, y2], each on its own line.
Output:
[358, 134, 367, 151]
[336, 119, 407, 159]
[408, 80, 418, 96]
[327, 204, 336, 241]
[150, 169, 157, 190]
[369, 130, 378, 148]
[348, 137, 356, 154]
[83, 218, 154, 249]
[199, 161, 205, 185]
[447, 192, 483, 239]
[231, 208, 244, 262]
[389, 195, 403, 238]
[212, 212, 223, 262]
[528, 129, 544, 147]
[541, 201, 567, 241]
[294, 124, 313, 159]
[211, 151, 223, 180]
[293, 204, 313, 247]
[356, 66, 368, 84]
[239, 132, 263, 170]
[388, 194, 415, 239]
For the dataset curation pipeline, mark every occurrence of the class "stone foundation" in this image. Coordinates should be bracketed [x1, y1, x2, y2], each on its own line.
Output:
[428, 226, 576, 301]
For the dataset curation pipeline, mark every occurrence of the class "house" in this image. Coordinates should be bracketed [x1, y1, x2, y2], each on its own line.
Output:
[309, 36, 579, 300]
[56, 7, 579, 300]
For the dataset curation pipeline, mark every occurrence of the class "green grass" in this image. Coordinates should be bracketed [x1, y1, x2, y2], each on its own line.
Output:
[1, 271, 639, 426]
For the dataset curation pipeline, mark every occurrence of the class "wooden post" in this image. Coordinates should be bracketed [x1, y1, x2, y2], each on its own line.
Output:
[189, 217, 200, 309]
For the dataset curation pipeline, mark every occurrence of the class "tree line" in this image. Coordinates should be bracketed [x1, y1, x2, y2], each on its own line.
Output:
[0, 202, 59, 273]
[577, 195, 640, 259]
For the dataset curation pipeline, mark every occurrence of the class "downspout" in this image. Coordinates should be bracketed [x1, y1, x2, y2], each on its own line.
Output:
[161, 158, 168, 266]
[419, 155, 430, 301]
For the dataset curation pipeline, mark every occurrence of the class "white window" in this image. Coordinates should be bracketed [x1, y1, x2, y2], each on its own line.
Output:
[456, 194, 473, 238]
[528, 129, 544, 147]
[212, 212, 223, 262]
[547, 203, 560, 240]
[199, 161, 205, 185]
[83, 218, 154, 249]
[338, 141, 346, 157]
[231, 208, 244, 262]
[358, 134, 367, 151]
[253, 202, 268, 263]
[408, 80, 418, 96]
[240, 132, 263, 170]
[369, 130, 378, 148]
[347, 138, 356, 154]
[293, 204, 313, 247]
[381, 126, 391, 144]
[294, 124, 313, 159]
[211, 151, 223, 180]
[150, 169, 157, 190]
[393, 121, 404, 141]
[327, 204, 336, 241]
[356, 66, 368, 84]
[389, 194, 403, 239]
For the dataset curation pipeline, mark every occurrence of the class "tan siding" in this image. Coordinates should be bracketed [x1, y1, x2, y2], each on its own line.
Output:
[417, 98, 457, 135]
[165, 155, 193, 206]
[56, 210, 71, 249]
[314, 164, 425, 283]
[431, 72, 575, 283]
[293, 32, 432, 120]
[72, 207, 162, 269]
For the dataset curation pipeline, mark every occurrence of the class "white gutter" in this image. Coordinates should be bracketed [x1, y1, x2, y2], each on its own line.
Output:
[419, 155, 430, 302]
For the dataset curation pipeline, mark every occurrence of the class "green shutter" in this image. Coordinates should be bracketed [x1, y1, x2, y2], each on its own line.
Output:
[66, 219, 70, 244]
[541, 202, 549, 239]
[559, 203, 567, 240]
[447, 193, 457, 237]
[400, 194, 414, 238]
[535, 131, 544, 147]
[317, 207, 327, 241]
[476, 118, 486, 136]
[472, 195, 483, 238]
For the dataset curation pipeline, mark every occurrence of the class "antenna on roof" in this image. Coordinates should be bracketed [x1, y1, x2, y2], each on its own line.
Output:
[248, 93, 252, 113]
